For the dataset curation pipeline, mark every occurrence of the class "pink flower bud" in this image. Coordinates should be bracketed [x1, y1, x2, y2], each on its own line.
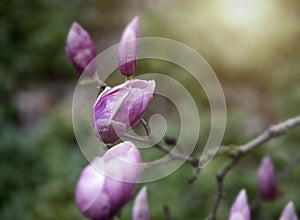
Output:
[257, 156, 278, 200]
[75, 141, 141, 220]
[118, 17, 140, 76]
[229, 189, 251, 220]
[279, 202, 298, 220]
[132, 187, 150, 220]
[66, 22, 96, 74]
[93, 79, 155, 143]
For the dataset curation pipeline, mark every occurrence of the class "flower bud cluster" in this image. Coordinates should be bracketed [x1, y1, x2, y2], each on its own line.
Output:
[68, 18, 152, 220]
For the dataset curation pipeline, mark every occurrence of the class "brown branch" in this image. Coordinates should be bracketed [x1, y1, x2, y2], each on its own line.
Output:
[153, 142, 199, 167]
[188, 166, 201, 184]
[126, 118, 200, 169]
[141, 118, 151, 135]
[124, 133, 199, 168]
[135, 115, 300, 218]
[206, 156, 240, 220]
[188, 149, 220, 184]
[239, 116, 300, 154]
[206, 115, 300, 220]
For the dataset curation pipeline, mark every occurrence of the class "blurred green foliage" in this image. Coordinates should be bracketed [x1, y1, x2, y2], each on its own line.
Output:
[1, 0, 300, 219]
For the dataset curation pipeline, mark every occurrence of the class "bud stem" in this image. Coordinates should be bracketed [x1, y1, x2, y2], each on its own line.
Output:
[126, 75, 133, 81]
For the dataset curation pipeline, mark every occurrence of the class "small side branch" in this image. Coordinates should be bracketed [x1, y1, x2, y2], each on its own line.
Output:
[206, 157, 240, 220]
[153, 142, 199, 167]
[163, 205, 172, 220]
[141, 118, 151, 135]
[278, 151, 300, 180]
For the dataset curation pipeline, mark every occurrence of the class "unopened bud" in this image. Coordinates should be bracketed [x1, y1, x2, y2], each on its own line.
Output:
[257, 156, 278, 200]
[118, 17, 140, 76]
[229, 189, 251, 220]
[279, 202, 298, 220]
[132, 186, 150, 220]
[66, 22, 96, 74]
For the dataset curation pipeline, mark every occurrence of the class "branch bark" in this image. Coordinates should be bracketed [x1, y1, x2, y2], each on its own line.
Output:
[239, 116, 300, 153]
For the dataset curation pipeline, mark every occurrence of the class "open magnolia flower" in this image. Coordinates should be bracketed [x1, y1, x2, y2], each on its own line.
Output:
[93, 79, 155, 144]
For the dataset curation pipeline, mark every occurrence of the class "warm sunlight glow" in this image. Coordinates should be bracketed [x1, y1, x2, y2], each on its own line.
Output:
[220, 0, 267, 27]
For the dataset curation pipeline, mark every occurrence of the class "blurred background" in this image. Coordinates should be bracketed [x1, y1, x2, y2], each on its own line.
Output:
[1, 0, 300, 219]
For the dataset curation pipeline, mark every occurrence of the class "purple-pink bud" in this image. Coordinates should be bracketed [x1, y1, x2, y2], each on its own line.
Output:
[257, 156, 278, 200]
[132, 187, 150, 220]
[229, 189, 251, 220]
[93, 79, 155, 143]
[279, 202, 298, 220]
[118, 17, 140, 76]
[66, 22, 96, 74]
[75, 141, 141, 220]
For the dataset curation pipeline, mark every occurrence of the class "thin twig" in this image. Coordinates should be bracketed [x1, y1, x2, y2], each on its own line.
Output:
[188, 166, 202, 184]
[206, 157, 240, 220]
[124, 133, 199, 167]
[239, 116, 300, 154]
[123, 133, 149, 143]
[163, 205, 172, 220]
[206, 115, 300, 220]
[250, 196, 262, 211]
[188, 149, 219, 184]
[153, 142, 199, 167]
[141, 118, 151, 135]
[94, 72, 107, 89]
[278, 151, 300, 180]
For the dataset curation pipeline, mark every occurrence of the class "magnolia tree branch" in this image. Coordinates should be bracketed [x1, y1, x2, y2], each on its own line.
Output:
[141, 118, 151, 135]
[125, 120, 200, 169]
[239, 116, 300, 153]
[206, 115, 300, 220]
[128, 116, 300, 220]
[152, 142, 199, 167]
[206, 157, 240, 220]
[124, 133, 199, 168]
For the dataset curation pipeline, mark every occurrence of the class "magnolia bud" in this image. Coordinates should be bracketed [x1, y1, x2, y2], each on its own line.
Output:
[66, 22, 96, 74]
[257, 156, 278, 200]
[75, 141, 141, 220]
[229, 189, 251, 220]
[279, 202, 298, 220]
[132, 187, 150, 220]
[93, 79, 155, 143]
[118, 17, 140, 76]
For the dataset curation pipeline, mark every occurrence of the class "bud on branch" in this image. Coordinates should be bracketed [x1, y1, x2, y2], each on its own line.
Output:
[66, 22, 96, 74]
[93, 79, 155, 144]
[75, 141, 141, 220]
